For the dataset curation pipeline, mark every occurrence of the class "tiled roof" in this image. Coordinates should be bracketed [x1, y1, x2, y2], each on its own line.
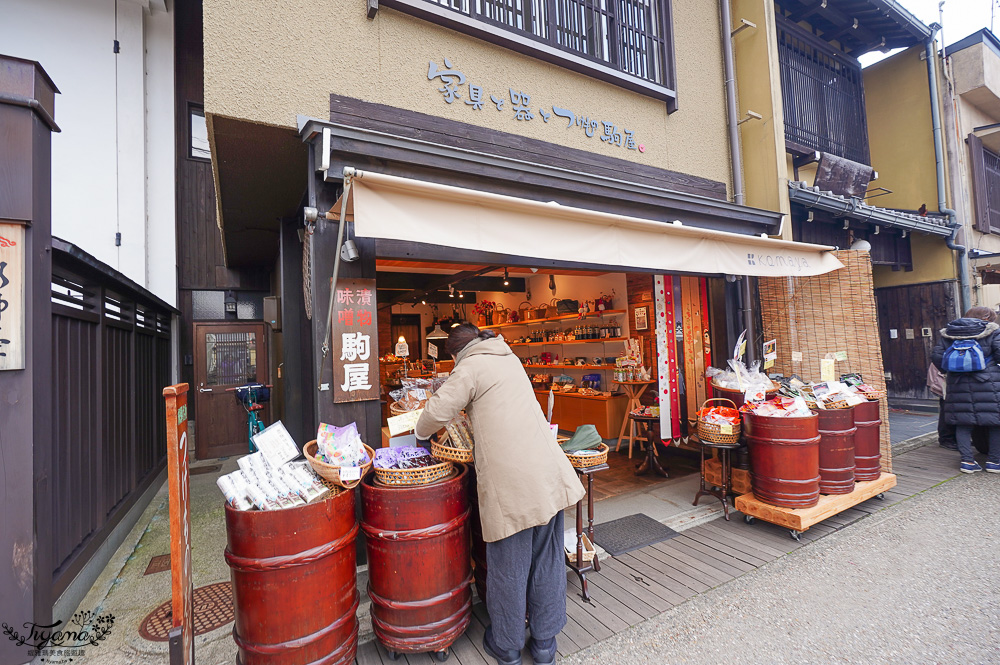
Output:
[788, 181, 952, 237]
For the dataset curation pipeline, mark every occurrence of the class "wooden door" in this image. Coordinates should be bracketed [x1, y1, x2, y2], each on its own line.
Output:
[193, 322, 268, 459]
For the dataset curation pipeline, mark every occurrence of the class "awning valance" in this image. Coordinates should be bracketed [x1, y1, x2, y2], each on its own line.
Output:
[335, 169, 843, 278]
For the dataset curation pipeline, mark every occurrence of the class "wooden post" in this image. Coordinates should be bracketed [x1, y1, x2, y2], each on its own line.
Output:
[0, 55, 58, 665]
[163, 384, 194, 665]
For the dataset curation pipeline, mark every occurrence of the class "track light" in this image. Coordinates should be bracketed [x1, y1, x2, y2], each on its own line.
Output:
[458, 291, 464, 299]
[503, 268, 510, 287]
[421, 299, 427, 305]
[449, 284, 455, 298]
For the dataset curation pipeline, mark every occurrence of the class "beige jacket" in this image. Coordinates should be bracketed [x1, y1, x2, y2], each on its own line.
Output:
[415, 337, 585, 542]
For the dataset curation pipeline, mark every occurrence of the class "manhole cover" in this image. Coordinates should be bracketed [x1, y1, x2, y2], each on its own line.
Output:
[143, 554, 171, 576]
[138, 582, 234, 641]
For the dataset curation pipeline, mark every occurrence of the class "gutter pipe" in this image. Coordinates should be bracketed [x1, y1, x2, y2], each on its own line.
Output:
[926, 24, 971, 313]
[720, 0, 757, 363]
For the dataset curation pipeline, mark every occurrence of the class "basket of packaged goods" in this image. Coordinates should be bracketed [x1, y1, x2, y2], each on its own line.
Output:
[372, 446, 454, 486]
[820, 396, 850, 410]
[304, 422, 375, 489]
[840, 373, 887, 401]
[388, 377, 443, 416]
[563, 532, 597, 562]
[431, 414, 476, 463]
[559, 424, 609, 468]
[696, 398, 742, 446]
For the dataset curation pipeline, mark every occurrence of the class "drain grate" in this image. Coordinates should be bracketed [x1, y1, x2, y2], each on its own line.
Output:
[138, 582, 234, 642]
[190, 465, 222, 476]
[143, 554, 171, 576]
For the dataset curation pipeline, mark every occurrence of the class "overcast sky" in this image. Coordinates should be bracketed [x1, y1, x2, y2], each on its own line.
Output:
[858, 0, 998, 67]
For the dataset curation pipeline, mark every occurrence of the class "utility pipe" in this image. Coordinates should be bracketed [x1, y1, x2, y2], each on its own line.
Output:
[720, 0, 757, 363]
[926, 24, 971, 313]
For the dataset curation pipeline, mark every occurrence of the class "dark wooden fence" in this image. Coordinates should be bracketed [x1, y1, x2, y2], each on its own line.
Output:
[777, 15, 870, 165]
[45, 239, 173, 604]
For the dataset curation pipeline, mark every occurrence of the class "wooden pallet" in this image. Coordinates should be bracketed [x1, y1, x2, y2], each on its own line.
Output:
[703, 457, 752, 495]
[735, 473, 897, 534]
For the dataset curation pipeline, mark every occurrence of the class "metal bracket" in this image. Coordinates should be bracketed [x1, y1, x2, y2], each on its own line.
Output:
[731, 18, 757, 37]
[367, 0, 378, 19]
[737, 110, 762, 125]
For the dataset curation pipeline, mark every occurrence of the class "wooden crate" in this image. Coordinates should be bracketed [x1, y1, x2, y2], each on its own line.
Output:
[703, 457, 752, 495]
[735, 473, 896, 533]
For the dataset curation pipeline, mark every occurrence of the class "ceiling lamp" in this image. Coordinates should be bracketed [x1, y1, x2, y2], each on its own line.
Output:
[427, 323, 449, 339]
[503, 268, 510, 287]
[449, 284, 455, 298]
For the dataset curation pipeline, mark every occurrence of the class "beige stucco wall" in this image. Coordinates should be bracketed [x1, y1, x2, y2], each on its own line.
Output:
[872, 233, 956, 288]
[203, 0, 733, 190]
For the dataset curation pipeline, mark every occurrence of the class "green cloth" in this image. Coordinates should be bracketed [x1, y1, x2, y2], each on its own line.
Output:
[560, 424, 603, 452]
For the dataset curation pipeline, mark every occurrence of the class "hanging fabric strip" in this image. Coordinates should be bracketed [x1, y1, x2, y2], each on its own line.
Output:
[700, 278, 714, 399]
[654, 276, 681, 441]
[680, 276, 699, 433]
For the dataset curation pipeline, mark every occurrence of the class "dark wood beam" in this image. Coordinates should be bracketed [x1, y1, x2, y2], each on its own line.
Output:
[788, 0, 827, 24]
[378, 266, 500, 308]
[823, 17, 859, 45]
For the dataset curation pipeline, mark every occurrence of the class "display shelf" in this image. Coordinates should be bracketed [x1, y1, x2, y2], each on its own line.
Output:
[522, 364, 613, 370]
[483, 309, 626, 330]
[510, 337, 627, 347]
[532, 389, 624, 402]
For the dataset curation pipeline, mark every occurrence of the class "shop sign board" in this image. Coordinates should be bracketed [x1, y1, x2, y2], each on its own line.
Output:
[162, 384, 194, 665]
[332, 278, 380, 403]
[0, 223, 25, 370]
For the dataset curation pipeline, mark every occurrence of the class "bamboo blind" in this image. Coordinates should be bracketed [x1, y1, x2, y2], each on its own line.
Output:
[759, 250, 892, 472]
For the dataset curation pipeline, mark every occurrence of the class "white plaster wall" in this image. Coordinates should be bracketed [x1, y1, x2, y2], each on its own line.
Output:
[0, 0, 177, 305]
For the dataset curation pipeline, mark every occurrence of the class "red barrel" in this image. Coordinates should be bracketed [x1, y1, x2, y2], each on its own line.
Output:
[467, 468, 488, 604]
[745, 412, 821, 508]
[854, 399, 882, 481]
[225, 489, 359, 665]
[361, 464, 472, 659]
[817, 407, 857, 494]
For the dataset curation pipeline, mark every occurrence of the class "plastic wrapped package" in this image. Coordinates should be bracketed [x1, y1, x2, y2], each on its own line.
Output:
[445, 414, 476, 450]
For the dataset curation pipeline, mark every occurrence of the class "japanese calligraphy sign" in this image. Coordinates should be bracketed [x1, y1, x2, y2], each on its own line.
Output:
[162, 384, 193, 665]
[332, 278, 380, 403]
[426, 58, 645, 154]
[0, 223, 25, 371]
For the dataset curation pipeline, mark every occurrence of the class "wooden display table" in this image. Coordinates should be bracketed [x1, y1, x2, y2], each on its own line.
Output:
[533, 390, 627, 439]
[735, 472, 896, 540]
[628, 413, 668, 478]
[613, 380, 654, 458]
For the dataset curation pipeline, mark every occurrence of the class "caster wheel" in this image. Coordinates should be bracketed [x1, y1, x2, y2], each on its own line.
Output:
[789, 530, 801, 542]
[875, 493, 885, 501]
[386, 650, 402, 661]
[432, 649, 450, 662]
[743, 514, 755, 525]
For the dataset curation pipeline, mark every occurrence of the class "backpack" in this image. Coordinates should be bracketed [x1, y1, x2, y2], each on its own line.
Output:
[941, 339, 988, 372]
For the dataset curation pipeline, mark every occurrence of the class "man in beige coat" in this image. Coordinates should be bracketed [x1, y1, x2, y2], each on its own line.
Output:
[416, 324, 585, 665]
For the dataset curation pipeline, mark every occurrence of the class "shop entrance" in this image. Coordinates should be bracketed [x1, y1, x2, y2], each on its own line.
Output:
[375, 260, 725, 503]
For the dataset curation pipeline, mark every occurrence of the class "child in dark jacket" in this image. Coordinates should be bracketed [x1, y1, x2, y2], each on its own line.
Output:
[931, 306, 1000, 473]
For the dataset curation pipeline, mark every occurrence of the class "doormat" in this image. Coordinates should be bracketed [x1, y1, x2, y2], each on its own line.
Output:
[138, 582, 234, 641]
[143, 554, 171, 576]
[591, 513, 679, 556]
[190, 464, 222, 476]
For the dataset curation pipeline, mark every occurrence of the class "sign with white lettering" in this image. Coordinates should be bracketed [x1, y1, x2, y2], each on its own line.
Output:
[0, 224, 25, 370]
[163, 384, 193, 665]
[332, 278, 380, 403]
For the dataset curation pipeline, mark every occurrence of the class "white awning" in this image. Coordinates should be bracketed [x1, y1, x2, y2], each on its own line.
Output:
[338, 169, 843, 277]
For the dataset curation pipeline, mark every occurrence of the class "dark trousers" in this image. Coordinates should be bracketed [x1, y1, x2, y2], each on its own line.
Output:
[956, 425, 1000, 464]
[938, 399, 957, 448]
[485, 511, 567, 652]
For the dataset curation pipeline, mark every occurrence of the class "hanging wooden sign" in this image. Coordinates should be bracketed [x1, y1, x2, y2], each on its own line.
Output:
[332, 278, 380, 403]
[0, 223, 25, 370]
[163, 384, 194, 665]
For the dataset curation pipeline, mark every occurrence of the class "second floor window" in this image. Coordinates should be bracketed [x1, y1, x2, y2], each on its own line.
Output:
[425, 0, 672, 89]
[970, 134, 1000, 234]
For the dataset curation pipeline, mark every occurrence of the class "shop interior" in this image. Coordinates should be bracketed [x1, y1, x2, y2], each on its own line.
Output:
[375, 260, 736, 505]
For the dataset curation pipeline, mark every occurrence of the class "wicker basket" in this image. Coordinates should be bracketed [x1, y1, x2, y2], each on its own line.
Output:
[564, 533, 597, 563]
[821, 397, 850, 410]
[564, 443, 609, 468]
[389, 400, 426, 417]
[304, 440, 375, 489]
[431, 438, 474, 464]
[374, 459, 454, 486]
[495, 307, 509, 325]
[518, 301, 534, 321]
[533, 304, 548, 319]
[696, 398, 742, 445]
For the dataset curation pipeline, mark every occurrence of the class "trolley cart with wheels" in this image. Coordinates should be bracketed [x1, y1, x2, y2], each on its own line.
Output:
[735, 472, 896, 540]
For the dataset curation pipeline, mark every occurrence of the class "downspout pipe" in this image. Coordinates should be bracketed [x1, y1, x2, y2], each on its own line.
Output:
[720, 0, 757, 363]
[926, 24, 971, 314]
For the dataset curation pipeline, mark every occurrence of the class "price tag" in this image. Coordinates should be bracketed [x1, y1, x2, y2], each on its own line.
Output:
[251, 421, 301, 468]
[791, 351, 803, 362]
[834, 351, 848, 362]
[764, 358, 775, 370]
[428, 343, 439, 359]
[387, 408, 424, 436]
[820, 358, 836, 382]
[395, 341, 410, 357]
[720, 423, 734, 435]
[339, 465, 362, 482]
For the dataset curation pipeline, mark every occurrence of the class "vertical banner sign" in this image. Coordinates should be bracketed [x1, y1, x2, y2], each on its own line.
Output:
[163, 384, 193, 665]
[654, 276, 680, 441]
[0, 224, 26, 370]
[699, 278, 713, 399]
[332, 278, 380, 403]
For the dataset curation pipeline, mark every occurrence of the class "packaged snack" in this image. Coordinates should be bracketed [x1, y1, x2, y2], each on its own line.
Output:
[216, 474, 253, 510]
[245, 484, 275, 510]
[316, 422, 370, 467]
[444, 414, 476, 450]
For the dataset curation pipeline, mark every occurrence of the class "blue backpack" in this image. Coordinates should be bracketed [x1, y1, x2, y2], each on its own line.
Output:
[941, 339, 988, 372]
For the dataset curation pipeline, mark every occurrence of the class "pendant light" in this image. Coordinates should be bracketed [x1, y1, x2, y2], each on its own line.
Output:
[427, 323, 449, 340]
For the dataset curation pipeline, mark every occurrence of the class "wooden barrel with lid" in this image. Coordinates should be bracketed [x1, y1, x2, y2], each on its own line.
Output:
[361, 464, 472, 660]
[745, 412, 821, 508]
[853, 399, 882, 481]
[818, 406, 857, 494]
[225, 488, 359, 665]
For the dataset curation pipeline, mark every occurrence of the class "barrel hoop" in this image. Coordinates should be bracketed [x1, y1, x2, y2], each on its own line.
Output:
[367, 575, 473, 611]
[855, 420, 881, 427]
[818, 428, 858, 435]
[750, 474, 821, 486]
[361, 509, 470, 542]
[372, 596, 472, 641]
[225, 521, 359, 572]
[747, 436, 821, 446]
[233, 590, 359, 655]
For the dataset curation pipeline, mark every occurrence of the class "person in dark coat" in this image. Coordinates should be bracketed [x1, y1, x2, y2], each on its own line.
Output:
[931, 306, 1000, 473]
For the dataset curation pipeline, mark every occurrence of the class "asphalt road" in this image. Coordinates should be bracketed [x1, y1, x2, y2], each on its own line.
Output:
[563, 473, 1000, 665]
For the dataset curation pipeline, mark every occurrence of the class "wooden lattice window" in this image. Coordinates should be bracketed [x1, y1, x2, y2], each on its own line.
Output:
[970, 133, 1000, 234]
